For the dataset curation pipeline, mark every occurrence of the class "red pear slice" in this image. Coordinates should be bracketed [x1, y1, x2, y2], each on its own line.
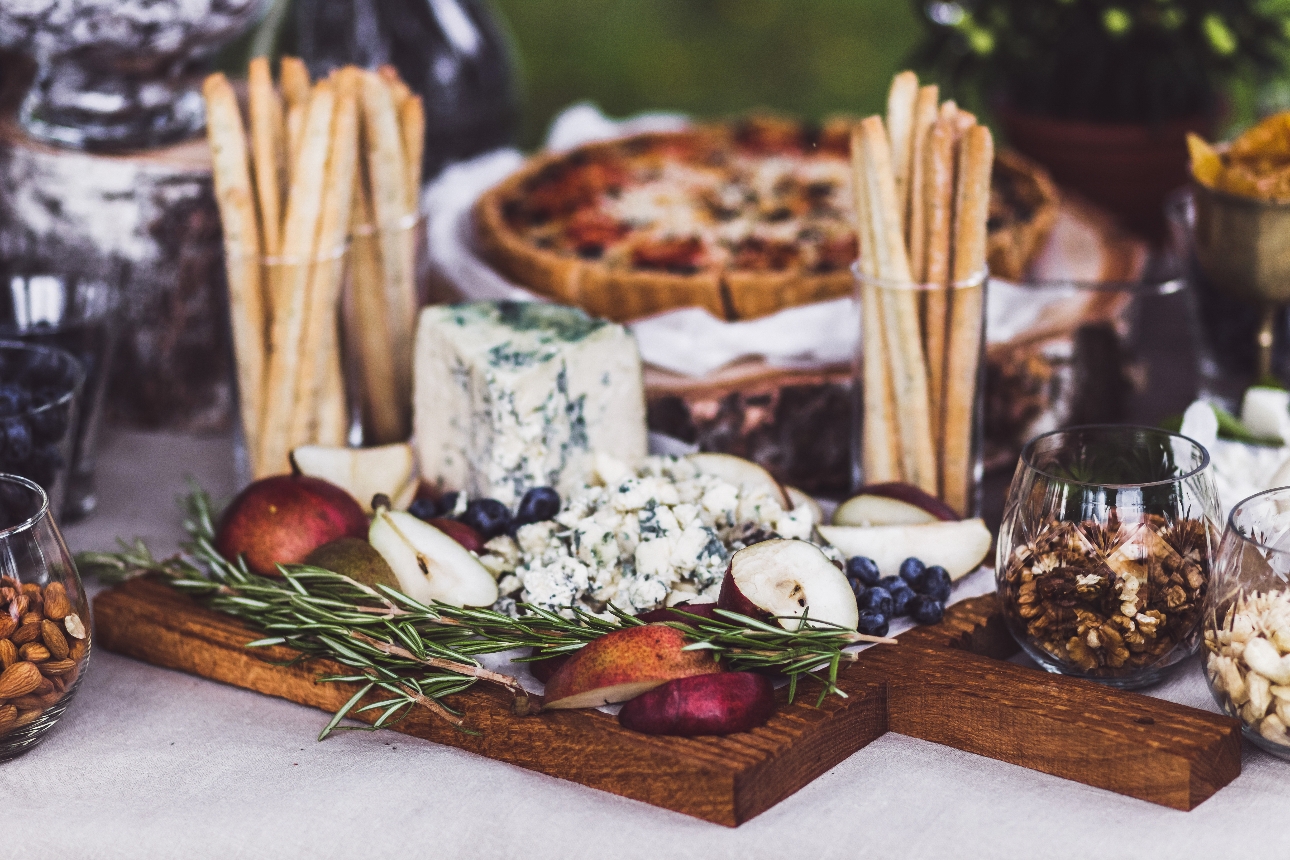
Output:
[541, 624, 720, 710]
[618, 672, 776, 736]
[719, 539, 858, 631]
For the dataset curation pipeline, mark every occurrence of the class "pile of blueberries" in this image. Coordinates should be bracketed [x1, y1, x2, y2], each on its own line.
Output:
[0, 348, 76, 495]
[408, 486, 563, 539]
[846, 556, 950, 637]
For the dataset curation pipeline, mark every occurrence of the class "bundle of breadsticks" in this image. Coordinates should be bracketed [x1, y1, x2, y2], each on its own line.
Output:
[204, 57, 425, 479]
[852, 70, 994, 516]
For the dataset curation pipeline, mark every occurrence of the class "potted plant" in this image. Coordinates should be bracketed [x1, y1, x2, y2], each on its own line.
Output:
[913, 0, 1290, 241]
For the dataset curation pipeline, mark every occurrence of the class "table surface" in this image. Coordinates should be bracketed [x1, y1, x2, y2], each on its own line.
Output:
[6, 428, 1289, 860]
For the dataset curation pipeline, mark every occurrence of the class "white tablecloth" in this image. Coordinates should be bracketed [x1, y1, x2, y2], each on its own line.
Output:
[3, 429, 1286, 859]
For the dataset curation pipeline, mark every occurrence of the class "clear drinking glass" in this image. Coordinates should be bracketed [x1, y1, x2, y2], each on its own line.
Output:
[852, 267, 987, 517]
[0, 475, 90, 760]
[0, 342, 84, 519]
[1203, 487, 1290, 758]
[997, 425, 1221, 689]
[0, 269, 120, 520]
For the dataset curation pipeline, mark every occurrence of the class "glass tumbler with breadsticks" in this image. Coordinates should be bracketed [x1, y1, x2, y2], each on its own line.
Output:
[203, 57, 427, 482]
[851, 71, 991, 517]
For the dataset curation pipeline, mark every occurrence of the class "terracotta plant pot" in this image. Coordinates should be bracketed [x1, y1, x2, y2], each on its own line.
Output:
[998, 107, 1210, 244]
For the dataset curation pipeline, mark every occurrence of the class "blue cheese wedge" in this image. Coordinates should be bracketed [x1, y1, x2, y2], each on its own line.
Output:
[414, 301, 647, 506]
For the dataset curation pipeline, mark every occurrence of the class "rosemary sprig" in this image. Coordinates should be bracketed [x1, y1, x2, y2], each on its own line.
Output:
[78, 487, 877, 739]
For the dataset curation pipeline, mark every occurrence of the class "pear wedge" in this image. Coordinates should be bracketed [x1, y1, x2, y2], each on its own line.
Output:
[292, 443, 415, 513]
[368, 508, 498, 607]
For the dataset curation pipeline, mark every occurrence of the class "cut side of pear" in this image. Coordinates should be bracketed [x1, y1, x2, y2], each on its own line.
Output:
[817, 519, 992, 581]
[721, 539, 858, 631]
[369, 509, 498, 607]
[832, 494, 938, 527]
[292, 443, 416, 513]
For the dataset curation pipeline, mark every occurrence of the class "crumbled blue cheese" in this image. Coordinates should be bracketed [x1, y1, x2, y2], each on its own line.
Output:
[484, 454, 822, 618]
[414, 301, 647, 506]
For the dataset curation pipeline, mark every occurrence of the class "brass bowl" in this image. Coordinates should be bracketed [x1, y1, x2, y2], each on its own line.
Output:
[1193, 182, 1290, 305]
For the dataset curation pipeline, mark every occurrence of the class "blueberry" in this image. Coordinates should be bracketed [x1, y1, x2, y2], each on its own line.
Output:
[857, 610, 889, 637]
[846, 556, 881, 588]
[878, 575, 901, 593]
[899, 557, 927, 590]
[0, 385, 30, 418]
[461, 498, 511, 539]
[407, 497, 438, 522]
[889, 583, 916, 617]
[922, 566, 952, 602]
[910, 595, 945, 625]
[859, 586, 893, 617]
[1, 418, 31, 463]
[439, 491, 460, 517]
[515, 486, 561, 526]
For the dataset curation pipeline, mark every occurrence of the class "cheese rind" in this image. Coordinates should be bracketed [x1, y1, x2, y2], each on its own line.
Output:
[414, 301, 647, 505]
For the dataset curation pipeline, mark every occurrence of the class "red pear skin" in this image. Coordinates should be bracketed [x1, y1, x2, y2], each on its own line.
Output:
[860, 482, 959, 521]
[635, 602, 720, 624]
[618, 672, 776, 736]
[542, 624, 720, 708]
[428, 518, 485, 553]
[526, 649, 572, 684]
[215, 475, 368, 576]
[716, 568, 771, 622]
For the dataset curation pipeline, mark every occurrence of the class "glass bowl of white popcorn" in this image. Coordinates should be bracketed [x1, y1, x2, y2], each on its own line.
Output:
[1205, 486, 1290, 758]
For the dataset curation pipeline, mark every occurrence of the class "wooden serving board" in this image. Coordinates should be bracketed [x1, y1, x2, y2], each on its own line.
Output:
[93, 578, 1241, 826]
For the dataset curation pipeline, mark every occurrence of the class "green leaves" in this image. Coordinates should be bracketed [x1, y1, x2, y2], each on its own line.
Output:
[79, 488, 862, 740]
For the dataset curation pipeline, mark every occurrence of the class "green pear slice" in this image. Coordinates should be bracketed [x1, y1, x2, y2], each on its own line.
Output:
[369, 509, 498, 607]
[832, 493, 938, 527]
[688, 453, 791, 508]
[292, 443, 415, 513]
[817, 518, 992, 581]
[727, 539, 858, 631]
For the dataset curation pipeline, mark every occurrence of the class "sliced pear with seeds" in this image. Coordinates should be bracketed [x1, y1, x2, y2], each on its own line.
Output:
[291, 443, 415, 513]
[718, 539, 858, 631]
[368, 506, 498, 607]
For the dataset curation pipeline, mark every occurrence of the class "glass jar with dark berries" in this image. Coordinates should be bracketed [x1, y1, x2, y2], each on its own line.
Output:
[0, 343, 84, 517]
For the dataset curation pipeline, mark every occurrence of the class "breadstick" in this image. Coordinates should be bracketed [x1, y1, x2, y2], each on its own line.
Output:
[247, 57, 286, 257]
[399, 94, 425, 213]
[921, 115, 959, 475]
[347, 174, 405, 442]
[906, 84, 939, 276]
[886, 71, 919, 228]
[859, 116, 938, 494]
[360, 70, 416, 440]
[257, 80, 336, 476]
[942, 124, 993, 516]
[281, 56, 311, 183]
[850, 125, 900, 484]
[203, 73, 266, 466]
[289, 69, 360, 448]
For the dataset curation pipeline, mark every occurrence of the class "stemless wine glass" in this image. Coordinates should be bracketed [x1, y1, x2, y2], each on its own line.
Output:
[997, 425, 1221, 689]
[1203, 486, 1290, 758]
[0, 474, 90, 760]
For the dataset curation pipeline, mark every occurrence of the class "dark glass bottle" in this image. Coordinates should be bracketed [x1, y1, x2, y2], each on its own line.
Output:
[295, 0, 520, 180]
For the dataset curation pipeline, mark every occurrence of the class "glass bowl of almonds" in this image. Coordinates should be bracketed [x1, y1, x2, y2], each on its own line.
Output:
[0, 474, 89, 759]
[1204, 486, 1290, 758]
[998, 425, 1221, 689]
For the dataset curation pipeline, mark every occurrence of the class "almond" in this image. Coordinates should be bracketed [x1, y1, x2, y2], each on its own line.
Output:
[34, 675, 53, 696]
[69, 639, 85, 662]
[11, 623, 39, 645]
[12, 594, 28, 617]
[40, 620, 67, 659]
[63, 613, 85, 640]
[0, 616, 14, 640]
[10, 694, 43, 710]
[0, 704, 15, 735]
[0, 639, 15, 669]
[39, 659, 76, 677]
[13, 708, 41, 729]
[20, 583, 40, 600]
[42, 583, 72, 621]
[18, 643, 48, 663]
[20, 611, 41, 626]
[0, 662, 41, 698]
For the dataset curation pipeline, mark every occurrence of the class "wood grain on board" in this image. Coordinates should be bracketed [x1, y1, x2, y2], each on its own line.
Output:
[93, 577, 1241, 825]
